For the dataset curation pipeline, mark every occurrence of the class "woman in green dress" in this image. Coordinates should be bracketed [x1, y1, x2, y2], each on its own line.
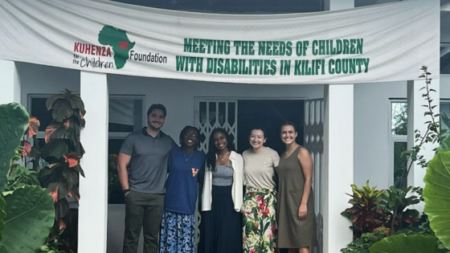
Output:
[275, 122, 318, 253]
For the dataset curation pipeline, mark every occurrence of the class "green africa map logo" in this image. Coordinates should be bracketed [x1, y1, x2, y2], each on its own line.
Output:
[73, 25, 135, 69]
[72, 25, 168, 69]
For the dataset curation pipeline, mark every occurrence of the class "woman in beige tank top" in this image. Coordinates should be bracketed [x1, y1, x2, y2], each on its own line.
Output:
[242, 127, 280, 253]
[275, 122, 318, 253]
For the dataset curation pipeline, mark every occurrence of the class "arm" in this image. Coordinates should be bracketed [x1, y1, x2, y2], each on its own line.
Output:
[197, 153, 206, 184]
[117, 153, 131, 193]
[298, 147, 313, 219]
[271, 150, 280, 186]
[117, 134, 134, 195]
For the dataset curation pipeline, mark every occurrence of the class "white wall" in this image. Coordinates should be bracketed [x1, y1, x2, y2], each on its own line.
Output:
[353, 81, 406, 189]
[353, 75, 450, 190]
[18, 62, 80, 103]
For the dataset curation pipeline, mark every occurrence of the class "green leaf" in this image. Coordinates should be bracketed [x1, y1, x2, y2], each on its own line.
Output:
[369, 234, 439, 253]
[41, 139, 69, 160]
[0, 196, 6, 242]
[436, 135, 450, 154]
[0, 103, 29, 191]
[51, 100, 73, 123]
[45, 94, 64, 111]
[0, 185, 54, 253]
[423, 151, 450, 250]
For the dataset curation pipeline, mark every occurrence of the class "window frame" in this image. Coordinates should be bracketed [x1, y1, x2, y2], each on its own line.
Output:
[388, 99, 408, 187]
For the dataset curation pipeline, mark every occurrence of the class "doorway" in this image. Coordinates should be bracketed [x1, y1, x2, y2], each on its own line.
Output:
[237, 99, 304, 154]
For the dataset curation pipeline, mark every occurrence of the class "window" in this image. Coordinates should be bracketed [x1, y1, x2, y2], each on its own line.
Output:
[440, 100, 450, 131]
[389, 99, 450, 187]
[108, 96, 145, 154]
[389, 100, 408, 188]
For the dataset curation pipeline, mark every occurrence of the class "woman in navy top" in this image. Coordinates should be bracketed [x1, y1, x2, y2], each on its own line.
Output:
[159, 126, 205, 253]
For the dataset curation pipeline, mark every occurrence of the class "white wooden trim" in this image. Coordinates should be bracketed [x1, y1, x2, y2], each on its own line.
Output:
[79, 71, 109, 253]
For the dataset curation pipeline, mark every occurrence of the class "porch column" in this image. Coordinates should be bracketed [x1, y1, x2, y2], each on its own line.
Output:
[407, 78, 440, 212]
[323, 85, 354, 253]
[323, 1, 354, 253]
[0, 60, 21, 104]
[79, 72, 109, 253]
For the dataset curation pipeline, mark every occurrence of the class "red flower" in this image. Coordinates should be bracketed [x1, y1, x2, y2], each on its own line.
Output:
[250, 249, 256, 253]
[259, 202, 265, 210]
[256, 195, 264, 203]
[263, 207, 270, 216]
[249, 192, 254, 196]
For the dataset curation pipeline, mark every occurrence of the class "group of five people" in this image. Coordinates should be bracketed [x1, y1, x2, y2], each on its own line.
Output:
[118, 104, 318, 253]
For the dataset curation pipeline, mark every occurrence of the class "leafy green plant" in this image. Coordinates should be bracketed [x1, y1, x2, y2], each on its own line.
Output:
[423, 151, 450, 250]
[369, 234, 440, 253]
[341, 181, 388, 238]
[341, 227, 389, 253]
[0, 186, 54, 253]
[0, 197, 5, 242]
[0, 103, 56, 253]
[381, 186, 421, 234]
[369, 123, 450, 253]
[22, 90, 86, 249]
[4, 165, 40, 192]
[38, 241, 74, 253]
[0, 103, 30, 191]
[397, 66, 442, 189]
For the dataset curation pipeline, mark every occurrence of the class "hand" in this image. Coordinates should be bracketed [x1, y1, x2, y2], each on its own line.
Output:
[298, 203, 307, 219]
[124, 191, 130, 197]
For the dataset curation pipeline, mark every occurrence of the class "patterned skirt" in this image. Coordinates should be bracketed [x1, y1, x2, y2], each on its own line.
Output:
[159, 211, 196, 253]
[242, 187, 277, 253]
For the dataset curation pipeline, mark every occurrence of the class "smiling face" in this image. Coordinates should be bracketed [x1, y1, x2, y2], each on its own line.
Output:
[249, 129, 266, 149]
[148, 109, 165, 130]
[281, 124, 297, 145]
[182, 128, 198, 148]
[213, 131, 228, 152]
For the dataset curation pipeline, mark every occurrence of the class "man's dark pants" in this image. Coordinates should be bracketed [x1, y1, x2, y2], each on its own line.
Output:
[123, 191, 164, 253]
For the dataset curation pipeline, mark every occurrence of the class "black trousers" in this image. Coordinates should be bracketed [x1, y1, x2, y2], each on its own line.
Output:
[123, 191, 164, 253]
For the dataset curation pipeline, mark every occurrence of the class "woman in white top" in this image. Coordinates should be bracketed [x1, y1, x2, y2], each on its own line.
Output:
[242, 127, 280, 253]
[199, 128, 244, 253]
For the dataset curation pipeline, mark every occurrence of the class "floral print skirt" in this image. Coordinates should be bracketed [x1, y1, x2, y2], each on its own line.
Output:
[159, 211, 195, 253]
[242, 187, 277, 253]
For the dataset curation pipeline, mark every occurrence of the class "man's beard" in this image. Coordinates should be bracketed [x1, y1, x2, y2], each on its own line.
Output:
[149, 123, 161, 130]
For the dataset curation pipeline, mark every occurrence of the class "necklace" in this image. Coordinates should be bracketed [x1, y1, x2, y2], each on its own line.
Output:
[184, 153, 193, 161]
[218, 151, 230, 161]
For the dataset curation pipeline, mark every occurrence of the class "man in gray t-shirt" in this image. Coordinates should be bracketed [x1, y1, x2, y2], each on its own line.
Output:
[118, 104, 176, 253]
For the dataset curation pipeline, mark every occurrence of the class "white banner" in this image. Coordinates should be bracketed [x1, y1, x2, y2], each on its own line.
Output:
[0, 0, 440, 84]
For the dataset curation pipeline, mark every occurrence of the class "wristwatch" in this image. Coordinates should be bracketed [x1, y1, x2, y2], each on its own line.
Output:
[123, 189, 130, 194]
